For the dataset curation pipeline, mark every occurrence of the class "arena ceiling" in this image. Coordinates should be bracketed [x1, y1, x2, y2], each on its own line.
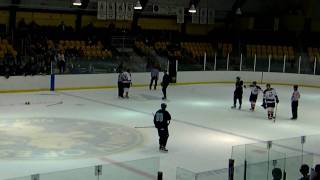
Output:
[0, 0, 307, 16]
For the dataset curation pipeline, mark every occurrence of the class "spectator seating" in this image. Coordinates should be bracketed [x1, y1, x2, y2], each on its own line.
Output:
[134, 41, 154, 55]
[154, 41, 169, 52]
[307, 47, 320, 62]
[0, 38, 18, 59]
[154, 41, 181, 58]
[181, 42, 214, 59]
[247, 45, 295, 61]
[56, 40, 112, 58]
[218, 43, 232, 58]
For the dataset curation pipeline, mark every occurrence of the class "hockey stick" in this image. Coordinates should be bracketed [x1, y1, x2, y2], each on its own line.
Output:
[273, 103, 278, 123]
[46, 101, 63, 107]
[134, 126, 155, 129]
[134, 112, 156, 129]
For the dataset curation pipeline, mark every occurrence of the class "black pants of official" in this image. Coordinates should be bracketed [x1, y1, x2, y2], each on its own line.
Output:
[157, 128, 169, 147]
[162, 85, 168, 99]
[150, 76, 158, 90]
[234, 92, 243, 107]
[292, 101, 299, 119]
[118, 82, 123, 97]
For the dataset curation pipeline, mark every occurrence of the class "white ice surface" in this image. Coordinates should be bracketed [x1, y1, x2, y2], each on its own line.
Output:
[0, 84, 320, 180]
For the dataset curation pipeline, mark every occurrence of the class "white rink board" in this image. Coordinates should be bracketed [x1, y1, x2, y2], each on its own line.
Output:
[1, 71, 320, 91]
[0, 76, 50, 91]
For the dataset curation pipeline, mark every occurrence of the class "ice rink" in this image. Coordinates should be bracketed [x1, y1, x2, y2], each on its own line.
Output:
[1, 83, 320, 179]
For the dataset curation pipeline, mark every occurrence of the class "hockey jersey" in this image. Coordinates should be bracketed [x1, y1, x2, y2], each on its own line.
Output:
[250, 85, 262, 95]
[235, 81, 244, 93]
[291, 90, 300, 102]
[122, 72, 131, 83]
[162, 74, 170, 86]
[154, 109, 171, 129]
[263, 88, 279, 104]
[118, 73, 123, 82]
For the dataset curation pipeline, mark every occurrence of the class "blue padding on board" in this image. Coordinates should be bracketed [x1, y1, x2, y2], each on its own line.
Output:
[50, 74, 55, 91]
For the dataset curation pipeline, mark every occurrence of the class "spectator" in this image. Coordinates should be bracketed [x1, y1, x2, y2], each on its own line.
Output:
[23, 59, 32, 76]
[116, 62, 123, 73]
[57, 21, 67, 39]
[300, 164, 310, 180]
[312, 164, 320, 180]
[14, 61, 23, 75]
[17, 18, 27, 30]
[4, 65, 10, 79]
[30, 57, 39, 76]
[57, 50, 66, 74]
[272, 168, 282, 180]
[149, 66, 159, 90]
[58, 21, 66, 33]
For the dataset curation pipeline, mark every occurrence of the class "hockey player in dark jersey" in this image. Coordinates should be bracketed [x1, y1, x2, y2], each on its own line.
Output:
[245, 81, 262, 111]
[154, 103, 171, 152]
[232, 76, 244, 109]
[161, 71, 171, 100]
[262, 84, 279, 120]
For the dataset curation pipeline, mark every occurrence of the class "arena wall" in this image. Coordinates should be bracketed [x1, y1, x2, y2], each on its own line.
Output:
[0, 71, 319, 92]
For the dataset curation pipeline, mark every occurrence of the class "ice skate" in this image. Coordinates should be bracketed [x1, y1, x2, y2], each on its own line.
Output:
[160, 147, 168, 153]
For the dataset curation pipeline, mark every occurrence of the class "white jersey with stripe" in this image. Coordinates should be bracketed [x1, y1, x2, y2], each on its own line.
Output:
[291, 91, 300, 102]
[122, 72, 131, 83]
[264, 88, 278, 103]
[250, 85, 262, 95]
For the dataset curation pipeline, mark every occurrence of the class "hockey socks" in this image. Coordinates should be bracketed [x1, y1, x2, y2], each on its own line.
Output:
[268, 111, 274, 120]
[250, 103, 256, 111]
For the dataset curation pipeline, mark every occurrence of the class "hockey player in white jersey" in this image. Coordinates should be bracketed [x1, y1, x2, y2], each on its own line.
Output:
[262, 84, 279, 120]
[245, 81, 262, 111]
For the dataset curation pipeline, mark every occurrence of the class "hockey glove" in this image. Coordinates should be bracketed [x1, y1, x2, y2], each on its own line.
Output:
[276, 97, 279, 104]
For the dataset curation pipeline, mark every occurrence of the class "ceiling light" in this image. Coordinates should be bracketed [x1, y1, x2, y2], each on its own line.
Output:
[236, 7, 242, 15]
[73, 0, 82, 6]
[189, 4, 196, 14]
[134, 0, 142, 10]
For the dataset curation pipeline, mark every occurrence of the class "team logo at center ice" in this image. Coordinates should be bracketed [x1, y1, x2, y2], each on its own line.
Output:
[0, 117, 142, 160]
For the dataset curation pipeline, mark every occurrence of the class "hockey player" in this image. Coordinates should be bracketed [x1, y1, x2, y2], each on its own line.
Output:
[122, 69, 132, 98]
[232, 76, 244, 109]
[245, 81, 262, 111]
[262, 84, 279, 120]
[149, 66, 159, 90]
[154, 103, 171, 152]
[117, 70, 124, 98]
[161, 71, 170, 100]
[291, 85, 300, 120]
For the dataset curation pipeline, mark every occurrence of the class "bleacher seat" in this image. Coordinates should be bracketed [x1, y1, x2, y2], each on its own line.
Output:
[181, 42, 215, 59]
[246, 44, 295, 61]
[54, 39, 112, 58]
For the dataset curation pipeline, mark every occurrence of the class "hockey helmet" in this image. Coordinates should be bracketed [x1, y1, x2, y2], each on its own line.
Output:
[161, 103, 167, 109]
